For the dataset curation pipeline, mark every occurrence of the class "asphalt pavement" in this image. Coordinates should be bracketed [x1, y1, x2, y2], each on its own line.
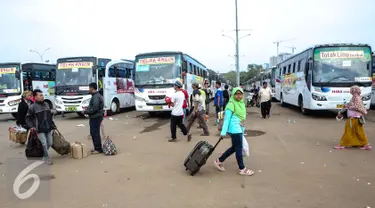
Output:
[0, 103, 374, 208]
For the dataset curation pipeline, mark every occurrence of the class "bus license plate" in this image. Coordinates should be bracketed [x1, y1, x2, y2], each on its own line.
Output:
[65, 107, 77, 111]
[336, 104, 343, 109]
[153, 106, 163, 110]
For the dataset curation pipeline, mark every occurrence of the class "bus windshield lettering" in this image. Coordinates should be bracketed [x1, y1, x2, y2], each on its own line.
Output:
[135, 55, 180, 86]
[56, 61, 95, 87]
[313, 47, 372, 84]
[0, 65, 20, 94]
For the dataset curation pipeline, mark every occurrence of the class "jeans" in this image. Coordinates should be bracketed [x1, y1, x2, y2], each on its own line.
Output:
[186, 110, 209, 135]
[170, 115, 188, 139]
[218, 133, 244, 170]
[183, 108, 187, 123]
[215, 106, 222, 118]
[90, 117, 103, 152]
[205, 102, 210, 115]
[38, 131, 53, 160]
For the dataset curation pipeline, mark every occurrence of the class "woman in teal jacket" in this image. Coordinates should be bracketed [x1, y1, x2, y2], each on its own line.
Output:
[213, 87, 254, 176]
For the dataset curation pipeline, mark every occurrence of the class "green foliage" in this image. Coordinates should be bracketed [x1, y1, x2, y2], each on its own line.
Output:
[222, 64, 264, 85]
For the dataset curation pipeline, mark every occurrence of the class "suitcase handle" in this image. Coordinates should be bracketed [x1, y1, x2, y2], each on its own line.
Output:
[210, 137, 224, 154]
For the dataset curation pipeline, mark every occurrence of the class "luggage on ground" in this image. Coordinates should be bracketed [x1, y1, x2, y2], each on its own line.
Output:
[102, 137, 117, 156]
[52, 129, 70, 155]
[70, 142, 89, 159]
[9, 126, 28, 144]
[184, 137, 224, 176]
[25, 129, 44, 158]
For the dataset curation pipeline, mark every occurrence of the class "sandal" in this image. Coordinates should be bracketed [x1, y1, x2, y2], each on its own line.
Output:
[334, 145, 345, 149]
[360, 145, 372, 150]
[239, 168, 255, 176]
[213, 159, 225, 172]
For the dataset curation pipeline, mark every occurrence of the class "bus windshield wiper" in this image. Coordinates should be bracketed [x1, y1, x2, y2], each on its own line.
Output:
[321, 76, 349, 87]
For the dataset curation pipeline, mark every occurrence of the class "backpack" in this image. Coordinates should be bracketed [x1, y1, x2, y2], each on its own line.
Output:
[51, 129, 71, 155]
[25, 129, 44, 159]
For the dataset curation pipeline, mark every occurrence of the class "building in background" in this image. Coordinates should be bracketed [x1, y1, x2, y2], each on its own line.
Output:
[269, 52, 292, 67]
[262, 63, 270, 70]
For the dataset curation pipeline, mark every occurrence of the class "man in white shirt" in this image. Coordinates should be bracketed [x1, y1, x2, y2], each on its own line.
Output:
[169, 80, 191, 142]
[258, 81, 273, 119]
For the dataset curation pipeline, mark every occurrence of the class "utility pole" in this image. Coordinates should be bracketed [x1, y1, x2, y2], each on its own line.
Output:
[273, 38, 296, 55]
[234, 0, 240, 87]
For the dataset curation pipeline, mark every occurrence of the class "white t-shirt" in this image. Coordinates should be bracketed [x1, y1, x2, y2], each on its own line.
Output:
[259, 87, 272, 103]
[171, 91, 185, 116]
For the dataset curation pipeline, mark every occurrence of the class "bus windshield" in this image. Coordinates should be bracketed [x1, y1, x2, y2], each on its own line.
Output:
[0, 65, 21, 94]
[56, 61, 96, 86]
[313, 46, 372, 84]
[134, 55, 181, 86]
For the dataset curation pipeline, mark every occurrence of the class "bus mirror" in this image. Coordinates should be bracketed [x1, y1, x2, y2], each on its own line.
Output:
[92, 66, 98, 76]
[15, 71, 20, 79]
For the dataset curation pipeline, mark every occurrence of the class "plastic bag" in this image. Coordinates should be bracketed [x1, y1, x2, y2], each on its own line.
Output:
[242, 136, 250, 157]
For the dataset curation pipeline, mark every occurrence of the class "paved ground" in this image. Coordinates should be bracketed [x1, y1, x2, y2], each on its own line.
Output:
[0, 103, 374, 208]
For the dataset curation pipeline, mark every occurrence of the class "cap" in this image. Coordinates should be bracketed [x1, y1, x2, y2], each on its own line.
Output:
[174, 80, 183, 88]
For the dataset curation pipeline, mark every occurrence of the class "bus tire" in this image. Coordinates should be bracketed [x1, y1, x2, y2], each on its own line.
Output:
[299, 95, 309, 115]
[110, 99, 119, 115]
[280, 94, 286, 107]
[11, 113, 17, 119]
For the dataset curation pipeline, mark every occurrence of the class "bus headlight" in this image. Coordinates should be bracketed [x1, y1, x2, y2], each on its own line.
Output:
[135, 95, 147, 102]
[362, 93, 371, 101]
[312, 93, 327, 101]
[82, 98, 91, 105]
[8, 99, 21, 106]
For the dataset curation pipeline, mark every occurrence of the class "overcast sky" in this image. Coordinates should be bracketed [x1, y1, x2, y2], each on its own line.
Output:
[0, 0, 374, 73]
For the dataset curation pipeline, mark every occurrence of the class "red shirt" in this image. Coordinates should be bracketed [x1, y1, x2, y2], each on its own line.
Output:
[182, 89, 188, 109]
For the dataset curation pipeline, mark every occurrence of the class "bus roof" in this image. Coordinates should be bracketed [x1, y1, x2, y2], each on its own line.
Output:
[277, 43, 372, 66]
[135, 51, 207, 69]
[0, 62, 55, 66]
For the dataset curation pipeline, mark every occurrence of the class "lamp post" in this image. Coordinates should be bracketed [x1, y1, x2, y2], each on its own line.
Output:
[29, 48, 51, 62]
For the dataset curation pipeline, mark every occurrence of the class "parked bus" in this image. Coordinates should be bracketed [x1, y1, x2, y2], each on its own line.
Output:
[371, 53, 375, 108]
[275, 43, 372, 114]
[0, 62, 56, 118]
[54, 57, 111, 117]
[134, 51, 208, 116]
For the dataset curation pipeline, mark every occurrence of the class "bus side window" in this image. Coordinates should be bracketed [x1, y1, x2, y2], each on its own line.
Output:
[283, 66, 286, 75]
[297, 60, 301, 72]
[182, 61, 187, 73]
[287, 65, 291, 74]
[188, 63, 193, 73]
[292, 63, 296, 73]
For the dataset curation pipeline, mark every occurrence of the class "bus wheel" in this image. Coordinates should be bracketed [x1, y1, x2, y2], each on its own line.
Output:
[110, 99, 119, 115]
[280, 94, 286, 107]
[11, 113, 17, 119]
[299, 96, 308, 115]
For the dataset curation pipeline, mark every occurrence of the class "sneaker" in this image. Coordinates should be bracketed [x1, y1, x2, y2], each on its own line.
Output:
[91, 150, 102, 154]
[44, 159, 53, 165]
[168, 138, 178, 142]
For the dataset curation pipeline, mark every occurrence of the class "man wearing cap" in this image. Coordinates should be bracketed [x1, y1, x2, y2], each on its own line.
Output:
[186, 83, 210, 137]
[169, 80, 191, 142]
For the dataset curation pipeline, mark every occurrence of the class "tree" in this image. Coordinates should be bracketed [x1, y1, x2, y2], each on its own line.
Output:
[222, 64, 264, 85]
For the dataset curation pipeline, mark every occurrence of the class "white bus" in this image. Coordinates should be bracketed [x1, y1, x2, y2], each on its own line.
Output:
[134, 51, 208, 116]
[275, 43, 373, 114]
[0, 62, 56, 118]
[371, 54, 375, 108]
[55, 57, 136, 117]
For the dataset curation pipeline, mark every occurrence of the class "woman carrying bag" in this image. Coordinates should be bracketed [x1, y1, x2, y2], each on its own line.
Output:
[213, 87, 254, 176]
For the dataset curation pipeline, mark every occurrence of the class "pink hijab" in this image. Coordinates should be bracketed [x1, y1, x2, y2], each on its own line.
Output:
[347, 85, 367, 115]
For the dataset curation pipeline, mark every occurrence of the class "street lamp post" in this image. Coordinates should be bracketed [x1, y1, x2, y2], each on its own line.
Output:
[29, 48, 51, 62]
[235, 0, 240, 87]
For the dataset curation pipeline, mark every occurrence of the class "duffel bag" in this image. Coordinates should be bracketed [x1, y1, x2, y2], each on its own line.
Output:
[25, 129, 44, 159]
[52, 129, 70, 155]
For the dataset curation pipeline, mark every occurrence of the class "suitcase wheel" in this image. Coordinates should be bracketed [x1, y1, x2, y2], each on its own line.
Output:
[190, 169, 199, 176]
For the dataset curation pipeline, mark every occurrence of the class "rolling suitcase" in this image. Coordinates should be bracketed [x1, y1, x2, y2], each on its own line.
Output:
[184, 137, 223, 176]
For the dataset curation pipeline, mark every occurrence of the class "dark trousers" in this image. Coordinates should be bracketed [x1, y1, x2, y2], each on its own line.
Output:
[218, 133, 245, 170]
[261, 100, 271, 118]
[215, 106, 222, 118]
[89, 117, 103, 152]
[171, 115, 188, 139]
[187, 110, 209, 135]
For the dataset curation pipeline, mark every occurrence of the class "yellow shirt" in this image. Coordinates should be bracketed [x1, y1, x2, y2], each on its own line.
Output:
[199, 89, 206, 111]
